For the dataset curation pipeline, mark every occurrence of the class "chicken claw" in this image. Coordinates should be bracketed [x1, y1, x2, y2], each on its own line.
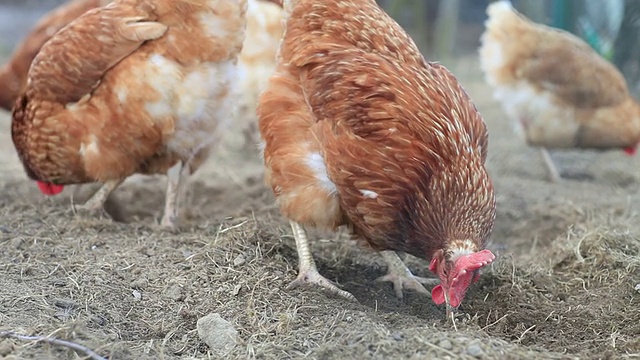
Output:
[75, 178, 123, 218]
[377, 251, 438, 299]
[288, 221, 357, 302]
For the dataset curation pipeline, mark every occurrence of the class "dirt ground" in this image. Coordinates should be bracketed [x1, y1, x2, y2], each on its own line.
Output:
[1, 27, 639, 360]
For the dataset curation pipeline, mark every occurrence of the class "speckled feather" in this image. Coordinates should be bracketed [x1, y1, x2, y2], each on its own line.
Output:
[0, 0, 110, 111]
[12, 0, 247, 186]
[259, 0, 496, 261]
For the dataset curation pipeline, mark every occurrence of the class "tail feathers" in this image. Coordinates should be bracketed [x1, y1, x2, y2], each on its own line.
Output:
[479, 1, 523, 87]
[485, 0, 522, 33]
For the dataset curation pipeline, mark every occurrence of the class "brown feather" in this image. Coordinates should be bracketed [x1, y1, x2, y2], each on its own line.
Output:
[259, 0, 496, 262]
[0, 0, 109, 111]
[12, 0, 246, 187]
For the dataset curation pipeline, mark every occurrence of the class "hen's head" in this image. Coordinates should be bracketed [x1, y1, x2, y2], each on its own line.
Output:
[429, 247, 495, 313]
[36, 181, 64, 196]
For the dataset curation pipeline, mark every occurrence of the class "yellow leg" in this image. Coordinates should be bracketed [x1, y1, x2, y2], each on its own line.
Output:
[287, 221, 357, 301]
[76, 179, 123, 215]
[160, 161, 186, 228]
[377, 250, 438, 299]
[540, 148, 562, 183]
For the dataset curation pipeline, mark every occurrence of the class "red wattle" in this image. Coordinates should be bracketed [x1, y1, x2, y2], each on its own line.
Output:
[623, 146, 637, 156]
[36, 181, 64, 196]
[431, 284, 445, 305]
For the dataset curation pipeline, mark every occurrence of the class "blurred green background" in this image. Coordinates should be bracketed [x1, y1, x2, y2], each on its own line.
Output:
[1, 0, 638, 93]
[378, 0, 640, 95]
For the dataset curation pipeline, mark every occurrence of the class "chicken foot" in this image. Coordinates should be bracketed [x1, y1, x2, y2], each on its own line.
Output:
[75, 178, 124, 217]
[377, 250, 438, 299]
[160, 161, 187, 229]
[539, 148, 562, 183]
[287, 221, 357, 301]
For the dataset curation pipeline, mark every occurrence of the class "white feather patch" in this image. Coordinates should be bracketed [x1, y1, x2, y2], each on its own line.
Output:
[306, 152, 337, 194]
[359, 189, 378, 199]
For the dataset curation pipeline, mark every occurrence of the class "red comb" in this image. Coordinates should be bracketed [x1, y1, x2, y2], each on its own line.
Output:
[453, 249, 495, 274]
[36, 181, 64, 196]
[623, 145, 637, 156]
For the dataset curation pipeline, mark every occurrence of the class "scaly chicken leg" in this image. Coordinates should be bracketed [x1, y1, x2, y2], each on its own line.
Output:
[76, 178, 124, 216]
[377, 250, 438, 299]
[287, 221, 357, 301]
[539, 148, 562, 182]
[161, 161, 187, 228]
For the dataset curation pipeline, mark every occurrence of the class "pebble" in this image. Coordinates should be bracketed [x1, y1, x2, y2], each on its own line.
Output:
[130, 278, 148, 290]
[635, 283, 640, 293]
[164, 284, 184, 302]
[52, 279, 67, 287]
[233, 254, 246, 267]
[438, 339, 453, 350]
[391, 332, 404, 341]
[231, 284, 242, 296]
[53, 298, 77, 310]
[197, 313, 238, 352]
[0, 340, 14, 356]
[89, 315, 107, 327]
[466, 343, 484, 358]
[10, 238, 23, 249]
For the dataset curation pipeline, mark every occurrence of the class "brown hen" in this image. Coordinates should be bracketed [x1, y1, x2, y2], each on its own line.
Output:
[0, 0, 110, 112]
[480, 1, 640, 182]
[258, 0, 496, 313]
[12, 0, 247, 227]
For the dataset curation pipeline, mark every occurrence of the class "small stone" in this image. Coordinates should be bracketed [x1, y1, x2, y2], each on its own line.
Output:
[197, 313, 238, 352]
[635, 283, 640, 293]
[132, 290, 142, 300]
[10, 238, 24, 249]
[53, 298, 77, 310]
[130, 278, 148, 290]
[88, 315, 107, 327]
[52, 279, 67, 287]
[438, 339, 453, 350]
[164, 284, 184, 302]
[391, 332, 404, 341]
[233, 254, 246, 267]
[0, 339, 14, 356]
[466, 343, 484, 358]
[231, 284, 242, 296]
[140, 247, 156, 257]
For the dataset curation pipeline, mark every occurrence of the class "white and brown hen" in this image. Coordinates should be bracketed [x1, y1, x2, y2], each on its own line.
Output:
[12, 0, 248, 227]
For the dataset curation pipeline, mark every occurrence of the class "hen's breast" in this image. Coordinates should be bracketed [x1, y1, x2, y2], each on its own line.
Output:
[106, 52, 238, 159]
